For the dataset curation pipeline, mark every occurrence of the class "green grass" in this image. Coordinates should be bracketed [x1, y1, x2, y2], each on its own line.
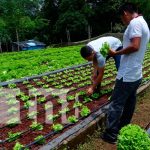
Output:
[0, 45, 85, 82]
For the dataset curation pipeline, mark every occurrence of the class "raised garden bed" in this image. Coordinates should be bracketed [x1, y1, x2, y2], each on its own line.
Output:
[1, 50, 150, 150]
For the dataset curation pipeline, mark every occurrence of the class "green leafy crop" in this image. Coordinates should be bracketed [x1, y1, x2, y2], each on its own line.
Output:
[117, 124, 150, 150]
[52, 123, 64, 132]
[34, 135, 45, 145]
[100, 42, 110, 58]
[8, 132, 22, 142]
[13, 142, 24, 150]
[68, 115, 78, 123]
[80, 106, 91, 117]
[30, 122, 43, 131]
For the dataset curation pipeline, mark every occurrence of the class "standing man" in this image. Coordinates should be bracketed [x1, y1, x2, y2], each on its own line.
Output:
[101, 2, 150, 144]
[80, 36, 122, 95]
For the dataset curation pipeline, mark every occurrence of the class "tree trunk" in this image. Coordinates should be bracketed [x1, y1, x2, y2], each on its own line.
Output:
[88, 25, 91, 41]
[6, 43, 8, 52]
[0, 41, 2, 53]
[16, 28, 20, 51]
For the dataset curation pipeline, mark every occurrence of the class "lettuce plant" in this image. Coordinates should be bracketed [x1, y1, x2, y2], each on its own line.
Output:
[68, 115, 78, 123]
[73, 101, 83, 108]
[24, 101, 35, 109]
[13, 142, 24, 150]
[8, 83, 17, 89]
[67, 95, 75, 101]
[52, 124, 63, 132]
[47, 114, 59, 121]
[45, 104, 53, 110]
[91, 93, 100, 99]
[34, 135, 45, 145]
[117, 124, 150, 150]
[27, 111, 37, 119]
[83, 97, 93, 103]
[30, 121, 43, 131]
[80, 106, 91, 117]
[100, 42, 110, 58]
[59, 107, 70, 115]
[57, 99, 67, 104]
[7, 118, 20, 127]
[8, 132, 22, 142]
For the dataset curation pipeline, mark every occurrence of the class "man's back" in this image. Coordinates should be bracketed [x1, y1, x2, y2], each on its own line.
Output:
[87, 36, 122, 53]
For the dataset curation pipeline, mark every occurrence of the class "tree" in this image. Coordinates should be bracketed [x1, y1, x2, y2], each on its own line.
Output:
[0, 18, 10, 52]
[54, 0, 92, 42]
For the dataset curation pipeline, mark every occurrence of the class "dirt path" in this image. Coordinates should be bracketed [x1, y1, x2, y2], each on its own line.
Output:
[75, 86, 150, 150]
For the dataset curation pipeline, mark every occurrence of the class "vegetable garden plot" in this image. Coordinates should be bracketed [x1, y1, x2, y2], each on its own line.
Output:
[1, 50, 150, 149]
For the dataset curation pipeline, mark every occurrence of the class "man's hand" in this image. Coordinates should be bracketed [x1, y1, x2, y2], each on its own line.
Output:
[109, 49, 117, 57]
[86, 86, 95, 96]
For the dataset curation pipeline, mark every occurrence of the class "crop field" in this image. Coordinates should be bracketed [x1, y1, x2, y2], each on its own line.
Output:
[0, 48, 150, 149]
[0, 45, 84, 82]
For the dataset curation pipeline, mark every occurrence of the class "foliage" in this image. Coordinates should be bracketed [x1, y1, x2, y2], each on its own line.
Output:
[13, 142, 24, 150]
[24, 101, 35, 109]
[34, 135, 46, 145]
[27, 111, 37, 119]
[91, 93, 100, 99]
[80, 106, 91, 117]
[117, 124, 150, 150]
[100, 42, 110, 58]
[30, 122, 43, 131]
[73, 101, 83, 108]
[8, 107, 19, 114]
[68, 115, 78, 123]
[8, 132, 22, 142]
[52, 124, 64, 132]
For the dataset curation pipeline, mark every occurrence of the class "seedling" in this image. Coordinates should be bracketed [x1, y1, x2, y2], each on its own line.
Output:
[52, 124, 64, 132]
[6, 99, 19, 105]
[73, 101, 83, 108]
[24, 101, 35, 109]
[37, 97, 46, 103]
[83, 97, 93, 103]
[34, 135, 45, 145]
[7, 118, 20, 127]
[57, 98, 66, 103]
[8, 107, 19, 114]
[30, 122, 43, 131]
[13, 142, 25, 150]
[8, 83, 17, 89]
[78, 91, 86, 96]
[67, 95, 75, 101]
[27, 111, 37, 119]
[20, 95, 30, 102]
[80, 106, 91, 117]
[47, 114, 59, 121]
[45, 104, 53, 110]
[59, 107, 70, 114]
[68, 115, 78, 123]
[91, 93, 100, 99]
[8, 132, 22, 142]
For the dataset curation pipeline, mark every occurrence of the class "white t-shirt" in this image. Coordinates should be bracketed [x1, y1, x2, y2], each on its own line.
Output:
[117, 16, 150, 82]
[87, 36, 122, 67]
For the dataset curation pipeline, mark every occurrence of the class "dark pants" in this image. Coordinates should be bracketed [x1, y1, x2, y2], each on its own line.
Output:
[105, 78, 142, 139]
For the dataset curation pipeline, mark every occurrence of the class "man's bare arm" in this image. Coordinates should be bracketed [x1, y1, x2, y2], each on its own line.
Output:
[109, 37, 141, 56]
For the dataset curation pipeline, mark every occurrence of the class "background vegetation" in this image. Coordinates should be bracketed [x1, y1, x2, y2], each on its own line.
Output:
[0, 0, 150, 52]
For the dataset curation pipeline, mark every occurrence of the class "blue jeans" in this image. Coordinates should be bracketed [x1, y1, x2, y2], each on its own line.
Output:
[106, 46, 122, 71]
[105, 78, 142, 138]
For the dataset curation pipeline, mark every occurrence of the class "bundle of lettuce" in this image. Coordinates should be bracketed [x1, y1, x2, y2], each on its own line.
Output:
[100, 42, 110, 58]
